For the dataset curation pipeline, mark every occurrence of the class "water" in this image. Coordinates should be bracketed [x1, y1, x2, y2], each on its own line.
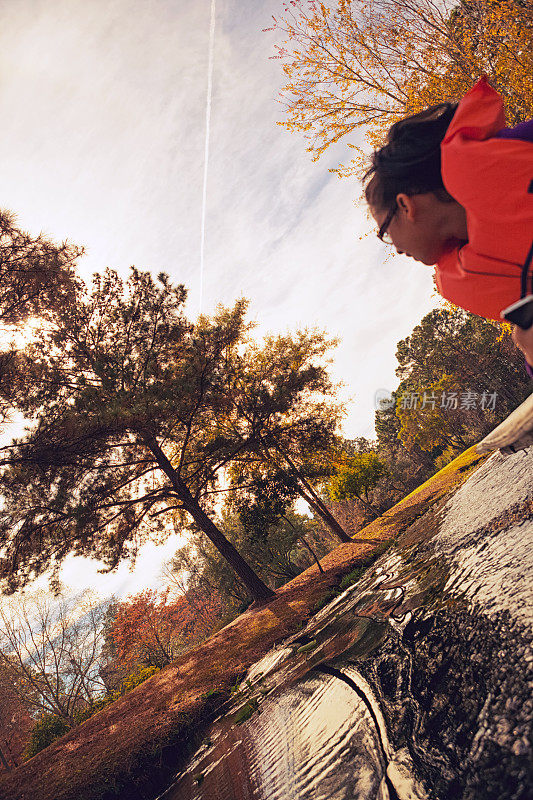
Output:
[158, 447, 533, 800]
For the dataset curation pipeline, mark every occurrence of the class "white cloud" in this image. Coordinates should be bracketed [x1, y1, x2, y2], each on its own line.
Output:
[0, 0, 441, 596]
[52, 531, 187, 601]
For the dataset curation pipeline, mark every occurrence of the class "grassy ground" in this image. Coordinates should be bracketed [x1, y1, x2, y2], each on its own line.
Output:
[0, 445, 488, 800]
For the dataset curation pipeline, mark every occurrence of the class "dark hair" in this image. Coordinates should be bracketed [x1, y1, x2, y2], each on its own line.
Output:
[364, 103, 458, 211]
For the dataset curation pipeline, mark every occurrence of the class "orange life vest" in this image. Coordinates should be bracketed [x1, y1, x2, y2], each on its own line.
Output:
[435, 77, 533, 321]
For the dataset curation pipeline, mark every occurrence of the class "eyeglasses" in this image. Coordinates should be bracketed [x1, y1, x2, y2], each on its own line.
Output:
[377, 204, 397, 244]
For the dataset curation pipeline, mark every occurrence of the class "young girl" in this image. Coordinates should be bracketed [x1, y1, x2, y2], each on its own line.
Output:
[364, 77, 533, 374]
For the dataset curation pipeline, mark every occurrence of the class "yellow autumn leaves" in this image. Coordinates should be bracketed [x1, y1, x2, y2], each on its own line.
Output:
[271, 0, 533, 176]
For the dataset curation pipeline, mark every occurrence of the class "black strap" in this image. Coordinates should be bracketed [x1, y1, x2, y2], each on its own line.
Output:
[521, 240, 533, 298]
[522, 179, 533, 297]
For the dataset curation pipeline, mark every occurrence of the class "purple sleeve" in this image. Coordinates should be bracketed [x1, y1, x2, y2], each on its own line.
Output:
[496, 119, 533, 142]
[498, 120, 533, 378]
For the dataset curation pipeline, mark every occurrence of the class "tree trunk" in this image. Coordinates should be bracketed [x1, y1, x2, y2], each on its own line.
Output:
[357, 493, 380, 519]
[265, 437, 352, 543]
[0, 743, 11, 772]
[282, 514, 324, 573]
[298, 488, 352, 542]
[143, 435, 275, 604]
[182, 500, 275, 603]
[298, 536, 324, 573]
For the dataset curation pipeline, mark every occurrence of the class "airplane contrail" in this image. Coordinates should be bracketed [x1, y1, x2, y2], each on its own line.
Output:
[199, 0, 216, 313]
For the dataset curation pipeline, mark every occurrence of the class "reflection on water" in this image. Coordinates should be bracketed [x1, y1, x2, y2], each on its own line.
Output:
[163, 666, 426, 800]
[159, 449, 532, 800]
[435, 448, 533, 626]
[243, 671, 391, 800]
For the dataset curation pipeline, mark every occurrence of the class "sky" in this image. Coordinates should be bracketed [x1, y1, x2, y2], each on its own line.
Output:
[0, 0, 439, 600]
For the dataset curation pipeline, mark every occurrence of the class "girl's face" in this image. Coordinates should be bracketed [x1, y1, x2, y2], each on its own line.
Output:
[370, 193, 458, 266]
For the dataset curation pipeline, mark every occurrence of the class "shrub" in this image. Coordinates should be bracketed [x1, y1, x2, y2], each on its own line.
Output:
[121, 665, 160, 693]
[24, 714, 71, 759]
[23, 665, 162, 759]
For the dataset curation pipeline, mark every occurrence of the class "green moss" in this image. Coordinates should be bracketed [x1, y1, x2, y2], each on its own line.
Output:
[201, 688, 224, 702]
[234, 698, 259, 725]
[312, 589, 338, 613]
[339, 566, 366, 590]
[296, 639, 317, 654]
